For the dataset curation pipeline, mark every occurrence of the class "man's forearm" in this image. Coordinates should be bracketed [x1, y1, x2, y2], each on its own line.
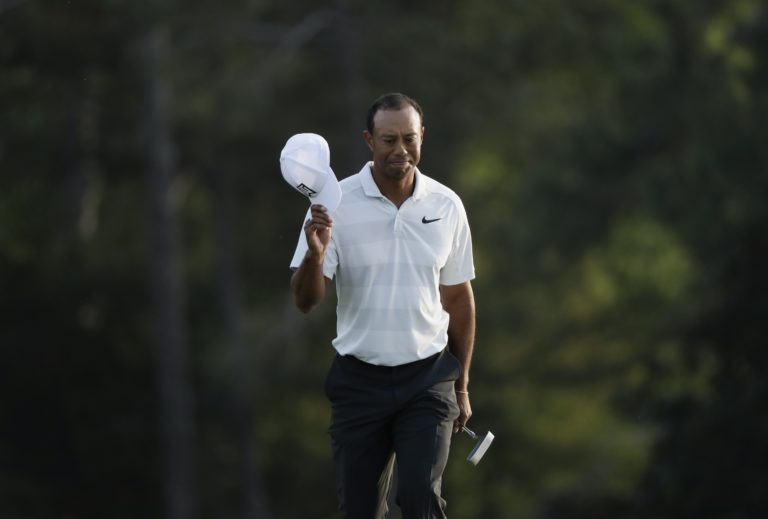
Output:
[442, 282, 476, 390]
[290, 251, 327, 313]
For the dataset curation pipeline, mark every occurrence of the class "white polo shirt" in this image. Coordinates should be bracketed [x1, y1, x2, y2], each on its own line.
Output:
[290, 162, 475, 366]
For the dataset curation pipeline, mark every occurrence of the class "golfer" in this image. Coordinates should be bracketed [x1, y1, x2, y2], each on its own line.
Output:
[289, 93, 476, 519]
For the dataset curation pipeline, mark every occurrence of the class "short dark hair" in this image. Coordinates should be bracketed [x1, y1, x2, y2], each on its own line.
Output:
[366, 93, 424, 133]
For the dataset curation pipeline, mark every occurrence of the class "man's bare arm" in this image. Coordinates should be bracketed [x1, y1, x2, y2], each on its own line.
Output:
[290, 253, 331, 312]
[290, 204, 334, 313]
[440, 281, 476, 432]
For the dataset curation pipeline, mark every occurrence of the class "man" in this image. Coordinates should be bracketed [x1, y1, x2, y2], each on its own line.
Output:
[289, 93, 476, 518]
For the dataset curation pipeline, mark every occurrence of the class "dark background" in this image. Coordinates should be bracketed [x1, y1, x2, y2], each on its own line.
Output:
[1, 0, 767, 518]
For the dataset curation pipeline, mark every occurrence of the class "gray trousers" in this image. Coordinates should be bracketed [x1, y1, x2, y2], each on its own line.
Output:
[325, 349, 461, 519]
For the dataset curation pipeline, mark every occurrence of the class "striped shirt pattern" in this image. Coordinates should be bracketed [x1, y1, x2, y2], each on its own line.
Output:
[291, 162, 475, 366]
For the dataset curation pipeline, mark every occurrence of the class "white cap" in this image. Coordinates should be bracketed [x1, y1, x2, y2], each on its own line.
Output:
[280, 133, 342, 212]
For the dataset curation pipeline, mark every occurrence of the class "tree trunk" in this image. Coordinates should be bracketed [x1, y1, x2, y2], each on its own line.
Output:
[141, 25, 196, 519]
[211, 170, 274, 519]
[334, 0, 367, 175]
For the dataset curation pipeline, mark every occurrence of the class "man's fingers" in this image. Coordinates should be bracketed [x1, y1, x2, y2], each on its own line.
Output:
[454, 393, 472, 433]
[310, 205, 334, 224]
[305, 215, 333, 232]
[454, 415, 468, 433]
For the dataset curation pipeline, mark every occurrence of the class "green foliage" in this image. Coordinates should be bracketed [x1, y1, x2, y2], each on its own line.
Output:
[2, 0, 768, 518]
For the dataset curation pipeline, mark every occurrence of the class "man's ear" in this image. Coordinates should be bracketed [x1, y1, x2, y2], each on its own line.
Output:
[363, 130, 374, 151]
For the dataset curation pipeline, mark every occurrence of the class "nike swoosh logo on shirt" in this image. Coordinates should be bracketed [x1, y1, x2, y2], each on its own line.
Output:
[422, 217, 442, 224]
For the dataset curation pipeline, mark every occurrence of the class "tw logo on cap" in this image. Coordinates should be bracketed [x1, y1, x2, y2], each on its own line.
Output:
[280, 133, 342, 212]
[295, 183, 318, 198]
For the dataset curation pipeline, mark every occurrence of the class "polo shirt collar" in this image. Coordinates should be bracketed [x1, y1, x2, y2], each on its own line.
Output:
[360, 162, 428, 201]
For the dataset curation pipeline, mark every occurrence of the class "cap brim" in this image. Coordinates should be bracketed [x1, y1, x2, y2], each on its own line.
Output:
[312, 176, 342, 212]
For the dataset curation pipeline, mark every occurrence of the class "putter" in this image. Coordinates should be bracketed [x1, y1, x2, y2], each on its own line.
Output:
[462, 426, 495, 465]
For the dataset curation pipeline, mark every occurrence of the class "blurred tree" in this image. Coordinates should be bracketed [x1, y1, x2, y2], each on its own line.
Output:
[141, 23, 197, 519]
[2, 0, 768, 518]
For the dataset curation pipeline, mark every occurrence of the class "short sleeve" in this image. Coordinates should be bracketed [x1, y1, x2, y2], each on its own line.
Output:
[439, 199, 475, 285]
[289, 208, 311, 269]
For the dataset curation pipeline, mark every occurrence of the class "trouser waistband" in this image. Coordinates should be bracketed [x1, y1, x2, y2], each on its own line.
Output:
[337, 349, 443, 372]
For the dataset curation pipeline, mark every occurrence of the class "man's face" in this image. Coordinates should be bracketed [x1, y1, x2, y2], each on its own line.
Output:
[364, 106, 424, 181]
